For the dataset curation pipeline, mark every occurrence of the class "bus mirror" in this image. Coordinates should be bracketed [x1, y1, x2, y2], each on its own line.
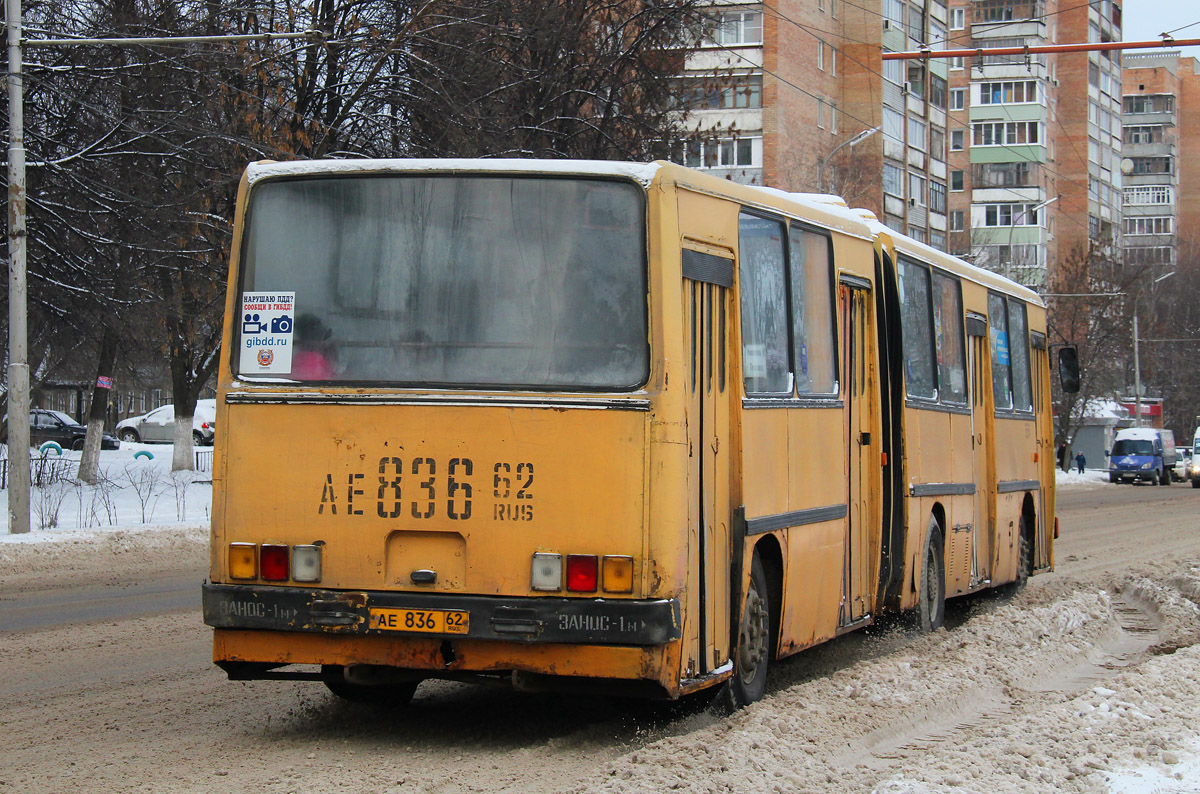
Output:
[1058, 346, 1080, 393]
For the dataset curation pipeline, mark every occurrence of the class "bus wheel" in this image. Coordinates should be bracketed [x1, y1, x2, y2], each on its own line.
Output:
[915, 519, 945, 632]
[320, 664, 419, 707]
[718, 552, 771, 711]
[1014, 516, 1033, 589]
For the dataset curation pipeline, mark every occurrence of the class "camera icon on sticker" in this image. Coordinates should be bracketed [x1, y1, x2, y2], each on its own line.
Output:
[270, 315, 293, 334]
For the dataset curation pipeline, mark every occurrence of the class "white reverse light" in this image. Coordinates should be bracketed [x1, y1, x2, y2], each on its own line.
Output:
[531, 553, 562, 591]
[292, 545, 322, 583]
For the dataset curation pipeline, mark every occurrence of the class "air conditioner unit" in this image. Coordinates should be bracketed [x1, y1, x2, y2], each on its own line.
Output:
[909, 198, 917, 206]
[883, 19, 891, 30]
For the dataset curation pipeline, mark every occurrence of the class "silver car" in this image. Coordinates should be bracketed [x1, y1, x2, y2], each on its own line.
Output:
[115, 399, 216, 445]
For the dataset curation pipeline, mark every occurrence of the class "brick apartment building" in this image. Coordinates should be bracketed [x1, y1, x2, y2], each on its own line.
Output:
[1120, 51, 1200, 270]
[678, 0, 1141, 290]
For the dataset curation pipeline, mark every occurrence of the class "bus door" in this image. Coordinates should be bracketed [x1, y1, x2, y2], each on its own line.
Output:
[966, 313, 993, 585]
[839, 277, 873, 626]
[684, 254, 733, 675]
[1031, 334, 1050, 569]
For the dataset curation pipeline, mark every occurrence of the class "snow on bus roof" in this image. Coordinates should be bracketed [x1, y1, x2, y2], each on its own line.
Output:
[245, 158, 663, 186]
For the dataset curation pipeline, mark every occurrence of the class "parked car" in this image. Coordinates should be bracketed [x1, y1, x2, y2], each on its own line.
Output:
[116, 399, 216, 445]
[28, 408, 120, 450]
[1176, 451, 1192, 483]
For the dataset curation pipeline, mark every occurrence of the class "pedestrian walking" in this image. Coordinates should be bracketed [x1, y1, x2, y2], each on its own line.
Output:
[1075, 451, 1086, 474]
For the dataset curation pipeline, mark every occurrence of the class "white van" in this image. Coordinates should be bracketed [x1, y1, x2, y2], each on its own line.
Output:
[1192, 429, 1200, 488]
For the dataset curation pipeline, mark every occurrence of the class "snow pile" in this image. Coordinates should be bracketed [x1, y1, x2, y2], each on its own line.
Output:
[570, 560, 1200, 794]
[1056, 467, 1112, 489]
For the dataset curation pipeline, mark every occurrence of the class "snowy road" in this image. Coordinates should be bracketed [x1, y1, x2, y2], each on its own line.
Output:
[1, 480, 1199, 793]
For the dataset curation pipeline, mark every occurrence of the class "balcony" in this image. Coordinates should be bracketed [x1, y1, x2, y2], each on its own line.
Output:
[970, 0, 1045, 25]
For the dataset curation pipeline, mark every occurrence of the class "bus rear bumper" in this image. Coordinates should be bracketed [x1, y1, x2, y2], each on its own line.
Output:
[202, 582, 681, 646]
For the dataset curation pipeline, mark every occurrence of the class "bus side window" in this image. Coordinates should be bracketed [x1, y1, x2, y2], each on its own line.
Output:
[738, 213, 791, 395]
[788, 225, 836, 394]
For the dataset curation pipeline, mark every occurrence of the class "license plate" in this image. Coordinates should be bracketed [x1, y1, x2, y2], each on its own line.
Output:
[368, 607, 469, 635]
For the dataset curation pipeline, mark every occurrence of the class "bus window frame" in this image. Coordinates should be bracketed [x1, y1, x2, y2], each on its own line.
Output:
[988, 291, 1036, 420]
[737, 208, 841, 408]
[899, 254, 972, 415]
[231, 172, 653, 393]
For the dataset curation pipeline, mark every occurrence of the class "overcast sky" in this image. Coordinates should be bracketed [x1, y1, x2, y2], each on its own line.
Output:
[1119, 0, 1200, 60]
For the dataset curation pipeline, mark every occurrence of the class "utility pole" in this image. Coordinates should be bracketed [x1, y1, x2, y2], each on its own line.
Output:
[7, 0, 31, 533]
[5, 18, 317, 534]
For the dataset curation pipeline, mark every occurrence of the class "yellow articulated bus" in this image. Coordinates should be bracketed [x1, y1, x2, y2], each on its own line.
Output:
[203, 159, 1075, 708]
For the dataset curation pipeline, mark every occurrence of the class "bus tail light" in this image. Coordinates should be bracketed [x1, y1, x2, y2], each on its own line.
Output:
[229, 543, 257, 580]
[531, 553, 562, 591]
[602, 555, 634, 593]
[260, 544, 289, 581]
[566, 554, 598, 592]
[292, 545, 322, 582]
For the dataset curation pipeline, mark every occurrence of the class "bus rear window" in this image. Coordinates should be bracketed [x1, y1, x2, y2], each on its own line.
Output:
[236, 175, 648, 389]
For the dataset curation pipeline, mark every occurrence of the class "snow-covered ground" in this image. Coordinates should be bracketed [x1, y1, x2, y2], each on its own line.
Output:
[3, 452, 1199, 794]
[0, 441, 212, 540]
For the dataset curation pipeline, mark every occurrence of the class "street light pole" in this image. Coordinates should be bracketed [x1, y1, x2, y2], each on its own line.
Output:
[7, 0, 31, 534]
[818, 125, 881, 194]
[1132, 270, 1176, 427]
[1005, 195, 1057, 284]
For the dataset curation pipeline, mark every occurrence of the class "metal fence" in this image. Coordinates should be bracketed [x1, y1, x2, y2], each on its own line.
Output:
[0, 455, 80, 489]
[194, 448, 213, 473]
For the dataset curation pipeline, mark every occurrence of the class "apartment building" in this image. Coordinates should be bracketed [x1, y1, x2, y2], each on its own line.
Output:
[678, 1, 1121, 288]
[677, 0, 953, 247]
[1120, 51, 1200, 270]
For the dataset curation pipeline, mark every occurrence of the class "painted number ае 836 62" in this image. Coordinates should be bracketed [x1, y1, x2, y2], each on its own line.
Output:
[318, 456, 533, 521]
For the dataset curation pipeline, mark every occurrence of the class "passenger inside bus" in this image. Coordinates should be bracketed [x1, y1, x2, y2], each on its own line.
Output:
[292, 313, 337, 380]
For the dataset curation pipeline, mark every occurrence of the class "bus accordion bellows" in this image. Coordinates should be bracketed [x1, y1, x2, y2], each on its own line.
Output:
[203, 159, 1064, 708]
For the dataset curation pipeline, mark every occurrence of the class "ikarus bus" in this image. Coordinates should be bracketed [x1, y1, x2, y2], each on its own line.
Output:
[203, 159, 1079, 708]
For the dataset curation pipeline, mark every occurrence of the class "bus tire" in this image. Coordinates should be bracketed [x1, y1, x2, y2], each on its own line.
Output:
[1014, 516, 1033, 590]
[717, 552, 771, 712]
[320, 664, 419, 707]
[914, 519, 946, 632]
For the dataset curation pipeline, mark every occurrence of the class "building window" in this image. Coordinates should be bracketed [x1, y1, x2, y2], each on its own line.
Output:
[1130, 156, 1173, 175]
[950, 210, 965, 231]
[1124, 125, 1164, 144]
[883, 106, 905, 142]
[884, 0, 904, 28]
[929, 230, 946, 250]
[684, 136, 761, 169]
[977, 80, 1038, 105]
[909, 173, 926, 206]
[908, 225, 927, 243]
[982, 203, 1042, 227]
[884, 162, 904, 197]
[972, 121, 1041, 146]
[1124, 94, 1175, 114]
[1125, 246, 1175, 265]
[949, 56, 964, 69]
[930, 126, 946, 161]
[818, 40, 826, 70]
[1123, 185, 1174, 205]
[817, 99, 826, 129]
[975, 161, 1034, 187]
[682, 76, 763, 110]
[908, 118, 927, 150]
[907, 63, 926, 99]
[950, 170, 964, 191]
[930, 74, 948, 109]
[950, 88, 966, 111]
[930, 180, 947, 214]
[950, 129, 965, 151]
[950, 7, 965, 29]
[710, 10, 764, 46]
[883, 58, 904, 85]
[1124, 216, 1173, 235]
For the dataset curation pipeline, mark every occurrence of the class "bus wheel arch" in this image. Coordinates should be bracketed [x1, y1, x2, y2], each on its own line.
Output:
[1017, 494, 1037, 586]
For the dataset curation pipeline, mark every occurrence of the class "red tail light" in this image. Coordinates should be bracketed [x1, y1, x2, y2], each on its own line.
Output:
[201, 422, 211, 429]
[566, 554, 598, 592]
[260, 544, 289, 581]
